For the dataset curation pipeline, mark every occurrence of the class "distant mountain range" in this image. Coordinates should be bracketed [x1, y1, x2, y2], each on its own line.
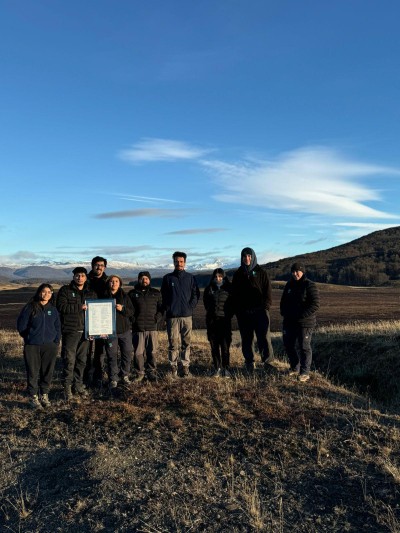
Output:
[1, 227, 400, 287]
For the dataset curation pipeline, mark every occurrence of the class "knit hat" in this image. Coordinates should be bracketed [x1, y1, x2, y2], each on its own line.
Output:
[291, 262, 305, 273]
[72, 267, 87, 275]
[138, 271, 151, 280]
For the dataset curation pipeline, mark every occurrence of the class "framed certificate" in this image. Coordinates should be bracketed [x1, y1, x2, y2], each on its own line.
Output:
[85, 299, 116, 339]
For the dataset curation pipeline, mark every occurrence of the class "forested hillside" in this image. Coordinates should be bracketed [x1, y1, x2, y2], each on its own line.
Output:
[263, 226, 400, 286]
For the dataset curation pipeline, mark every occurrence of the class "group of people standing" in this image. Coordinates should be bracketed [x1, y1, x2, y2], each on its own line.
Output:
[16, 249, 320, 409]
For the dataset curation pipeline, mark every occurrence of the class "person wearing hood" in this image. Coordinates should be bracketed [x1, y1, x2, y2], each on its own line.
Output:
[161, 251, 200, 378]
[280, 262, 320, 382]
[203, 268, 234, 378]
[128, 271, 163, 382]
[232, 247, 274, 373]
[104, 275, 134, 391]
[56, 267, 97, 401]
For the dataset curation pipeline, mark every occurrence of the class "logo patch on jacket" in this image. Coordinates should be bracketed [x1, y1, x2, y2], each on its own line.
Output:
[47, 310, 52, 315]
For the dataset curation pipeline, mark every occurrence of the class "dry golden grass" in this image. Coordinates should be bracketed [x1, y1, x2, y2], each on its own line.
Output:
[1, 326, 400, 532]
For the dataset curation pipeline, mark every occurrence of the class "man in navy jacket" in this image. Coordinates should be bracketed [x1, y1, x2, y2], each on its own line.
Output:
[161, 251, 200, 377]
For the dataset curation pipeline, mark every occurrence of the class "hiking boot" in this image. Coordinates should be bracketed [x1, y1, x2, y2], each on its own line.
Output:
[222, 368, 232, 378]
[147, 372, 158, 383]
[298, 373, 310, 383]
[109, 380, 118, 389]
[181, 366, 191, 378]
[30, 394, 43, 410]
[122, 375, 132, 385]
[64, 385, 73, 401]
[210, 368, 222, 378]
[170, 366, 178, 379]
[133, 374, 145, 383]
[75, 386, 89, 398]
[245, 362, 256, 375]
[40, 393, 51, 408]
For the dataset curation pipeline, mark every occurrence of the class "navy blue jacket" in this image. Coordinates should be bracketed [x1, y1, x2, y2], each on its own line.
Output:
[161, 270, 200, 318]
[17, 303, 61, 345]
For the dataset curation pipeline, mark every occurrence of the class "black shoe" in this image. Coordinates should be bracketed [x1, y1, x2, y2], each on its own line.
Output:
[181, 367, 191, 378]
[147, 372, 158, 383]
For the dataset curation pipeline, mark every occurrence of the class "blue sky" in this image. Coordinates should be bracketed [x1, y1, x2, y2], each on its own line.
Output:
[2, 0, 400, 270]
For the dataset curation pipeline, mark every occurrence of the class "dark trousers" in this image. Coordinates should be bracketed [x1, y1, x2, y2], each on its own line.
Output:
[237, 309, 274, 365]
[283, 324, 313, 374]
[61, 331, 90, 388]
[133, 331, 158, 375]
[207, 318, 232, 369]
[105, 330, 133, 382]
[24, 343, 58, 396]
[84, 338, 106, 385]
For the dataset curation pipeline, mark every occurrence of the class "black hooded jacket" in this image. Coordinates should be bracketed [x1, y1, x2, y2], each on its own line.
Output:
[128, 284, 163, 332]
[232, 248, 272, 314]
[203, 277, 233, 321]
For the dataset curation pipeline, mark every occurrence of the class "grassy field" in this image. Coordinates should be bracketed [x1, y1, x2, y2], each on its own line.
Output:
[1, 324, 400, 532]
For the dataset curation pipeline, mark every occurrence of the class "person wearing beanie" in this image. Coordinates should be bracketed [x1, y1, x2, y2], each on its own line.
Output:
[280, 263, 320, 382]
[203, 268, 234, 378]
[56, 267, 97, 401]
[232, 247, 274, 373]
[161, 251, 200, 378]
[128, 271, 163, 382]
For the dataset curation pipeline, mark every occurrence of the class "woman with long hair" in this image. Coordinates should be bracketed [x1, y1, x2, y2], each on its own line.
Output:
[104, 275, 134, 391]
[17, 283, 61, 409]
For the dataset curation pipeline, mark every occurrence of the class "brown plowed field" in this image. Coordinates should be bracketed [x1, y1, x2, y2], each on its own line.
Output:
[1, 283, 398, 331]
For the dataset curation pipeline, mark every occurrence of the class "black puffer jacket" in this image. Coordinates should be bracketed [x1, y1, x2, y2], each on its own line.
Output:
[203, 278, 233, 321]
[105, 288, 134, 335]
[128, 284, 163, 332]
[56, 281, 97, 333]
[280, 275, 320, 327]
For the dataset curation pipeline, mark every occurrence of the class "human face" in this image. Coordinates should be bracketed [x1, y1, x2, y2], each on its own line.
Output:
[39, 287, 53, 304]
[174, 256, 186, 271]
[242, 254, 252, 266]
[109, 276, 120, 293]
[215, 274, 223, 283]
[92, 261, 106, 278]
[140, 276, 150, 287]
[73, 272, 87, 288]
[292, 270, 304, 281]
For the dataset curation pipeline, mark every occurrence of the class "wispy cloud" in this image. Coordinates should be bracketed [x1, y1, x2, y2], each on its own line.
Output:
[119, 138, 210, 163]
[114, 194, 183, 204]
[203, 147, 400, 219]
[165, 228, 227, 235]
[94, 208, 189, 219]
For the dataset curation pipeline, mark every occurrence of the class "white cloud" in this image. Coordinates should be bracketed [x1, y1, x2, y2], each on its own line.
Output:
[119, 138, 210, 163]
[203, 147, 400, 219]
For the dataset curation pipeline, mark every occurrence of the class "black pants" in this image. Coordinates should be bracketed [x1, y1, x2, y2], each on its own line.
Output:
[24, 343, 58, 396]
[237, 309, 274, 365]
[61, 331, 89, 388]
[206, 318, 232, 369]
[283, 324, 313, 374]
[105, 330, 133, 382]
[84, 338, 106, 385]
